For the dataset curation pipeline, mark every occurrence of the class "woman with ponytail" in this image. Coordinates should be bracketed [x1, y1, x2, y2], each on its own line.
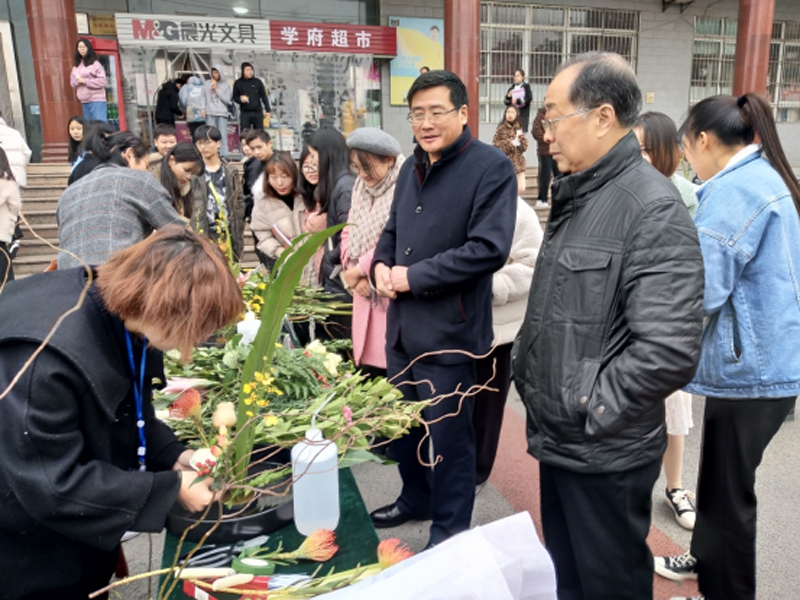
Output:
[655, 93, 800, 600]
[151, 141, 203, 217]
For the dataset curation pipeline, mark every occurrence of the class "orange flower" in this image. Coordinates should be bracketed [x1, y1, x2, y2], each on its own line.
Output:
[169, 388, 201, 419]
[377, 538, 414, 569]
[281, 529, 338, 562]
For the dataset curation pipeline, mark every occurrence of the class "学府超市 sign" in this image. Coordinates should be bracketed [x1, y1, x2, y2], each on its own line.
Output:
[114, 14, 396, 56]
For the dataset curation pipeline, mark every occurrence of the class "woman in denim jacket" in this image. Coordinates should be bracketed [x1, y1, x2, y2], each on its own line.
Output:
[655, 93, 800, 600]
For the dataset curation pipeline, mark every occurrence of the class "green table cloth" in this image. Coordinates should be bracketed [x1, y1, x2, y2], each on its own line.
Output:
[159, 468, 378, 599]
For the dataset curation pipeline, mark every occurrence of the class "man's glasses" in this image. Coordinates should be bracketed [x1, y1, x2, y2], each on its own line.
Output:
[406, 107, 458, 126]
[541, 108, 592, 133]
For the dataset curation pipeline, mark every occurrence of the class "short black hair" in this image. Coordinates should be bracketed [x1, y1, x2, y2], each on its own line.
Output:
[245, 129, 271, 145]
[154, 123, 176, 139]
[193, 125, 222, 143]
[407, 69, 468, 109]
[558, 52, 641, 128]
[430, 25, 440, 32]
[515, 68, 525, 77]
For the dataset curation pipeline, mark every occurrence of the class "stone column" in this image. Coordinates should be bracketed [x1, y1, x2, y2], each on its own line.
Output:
[26, 0, 81, 162]
[732, 0, 776, 97]
[444, 0, 480, 129]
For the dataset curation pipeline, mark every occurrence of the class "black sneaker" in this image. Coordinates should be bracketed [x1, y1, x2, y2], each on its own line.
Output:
[654, 552, 698, 581]
[666, 487, 696, 530]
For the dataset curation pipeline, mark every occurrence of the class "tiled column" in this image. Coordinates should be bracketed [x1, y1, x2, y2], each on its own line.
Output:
[444, 0, 479, 128]
[733, 0, 776, 97]
[26, 0, 82, 162]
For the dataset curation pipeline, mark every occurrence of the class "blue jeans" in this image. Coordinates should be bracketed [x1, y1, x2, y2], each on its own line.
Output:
[82, 101, 108, 122]
[206, 114, 230, 157]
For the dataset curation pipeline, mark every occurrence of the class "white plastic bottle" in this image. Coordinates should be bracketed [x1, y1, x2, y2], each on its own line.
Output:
[291, 428, 340, 535]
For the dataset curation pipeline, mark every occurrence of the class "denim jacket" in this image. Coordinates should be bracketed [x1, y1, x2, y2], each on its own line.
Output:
[686, 149, 800, 399]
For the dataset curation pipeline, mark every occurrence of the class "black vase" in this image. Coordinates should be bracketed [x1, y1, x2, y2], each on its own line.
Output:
[166, 460, 294, 544]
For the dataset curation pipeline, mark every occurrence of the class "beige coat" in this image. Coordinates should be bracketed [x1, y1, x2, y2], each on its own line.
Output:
[250, 173, 306, 260]
[0, 178, 21, 244]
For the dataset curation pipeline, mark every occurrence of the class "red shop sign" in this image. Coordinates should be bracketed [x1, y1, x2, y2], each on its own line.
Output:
[269, 21, 396, 57]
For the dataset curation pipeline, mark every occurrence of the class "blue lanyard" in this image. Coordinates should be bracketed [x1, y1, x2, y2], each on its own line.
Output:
[124, 330, 148, 472]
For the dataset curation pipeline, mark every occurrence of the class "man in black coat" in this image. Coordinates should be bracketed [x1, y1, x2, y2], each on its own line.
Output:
[512, 52, 704, 599]
[155, 78, 184, 126]
[370, 70, 517, 548]
[233, 62, 271, 131]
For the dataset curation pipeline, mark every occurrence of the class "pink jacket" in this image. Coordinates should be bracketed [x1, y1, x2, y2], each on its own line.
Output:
[70, 61, 107, 103]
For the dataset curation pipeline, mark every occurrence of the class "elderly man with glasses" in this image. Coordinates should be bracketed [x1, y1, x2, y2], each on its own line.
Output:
[369, 70, 517, 550]
[512, 52, 705, 599]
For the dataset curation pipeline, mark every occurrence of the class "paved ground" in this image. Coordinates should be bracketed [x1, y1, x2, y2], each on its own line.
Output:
[120, 388, 799, 599]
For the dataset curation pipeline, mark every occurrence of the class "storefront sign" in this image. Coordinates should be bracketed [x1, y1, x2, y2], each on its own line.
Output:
[115, 14, 395, 56]
[76, 13, 90, 35]
[89, 14, 117, 36]
[269, 21, 395, 57]
[389, 17, 445, 105]
[115, 14, 271, 49]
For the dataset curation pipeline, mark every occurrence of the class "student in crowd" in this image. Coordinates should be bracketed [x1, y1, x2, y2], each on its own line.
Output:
[239, 131, 253, 159]
[68, 122, 118, 185]
[70, 38, 107, 122]
[0, 112, 31, 188]
[233, 62, 270, 131]
[67, 115, 87, 166]
[180, 75, 207, 140]
[58, 130, 184, 269]
[190, 125, 245, 262]
[250, 151, 312, 277]
[341, 128, 405, 379]
[0, 227, 242, 599]
[203, 64, 233, 158]
[531, 106, 560, 207]
[504, 69, 533, 133]
[493, 105, 528, 194]
[655, 93, 800, 600]
[243, 129, 273, 220]
[633, 111, 699, 531]
[0, 147, 21, 282]
[297, 144, 328, 287]
[153, 123, 178, 158]
[155, 77, 184, 126]
[151, 141, 203, 218]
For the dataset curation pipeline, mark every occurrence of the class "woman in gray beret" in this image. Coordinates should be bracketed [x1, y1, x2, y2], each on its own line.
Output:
[341, 127, 405, 378]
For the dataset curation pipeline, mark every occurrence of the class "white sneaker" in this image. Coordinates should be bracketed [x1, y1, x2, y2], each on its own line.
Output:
[654, 552, 698, 581]
[535, 200, 549, 208]
[666, 487, 696, 530]
[121, 531, 140, 542]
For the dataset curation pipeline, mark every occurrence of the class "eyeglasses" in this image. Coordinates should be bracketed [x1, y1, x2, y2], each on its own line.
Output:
[542, 108, 592, 133]
[406, 107, 458, 126]
[301, 163, 318, 173]
[269, 173, 292, 182]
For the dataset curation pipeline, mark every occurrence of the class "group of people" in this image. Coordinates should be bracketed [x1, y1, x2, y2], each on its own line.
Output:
[1, 51, 799, 600]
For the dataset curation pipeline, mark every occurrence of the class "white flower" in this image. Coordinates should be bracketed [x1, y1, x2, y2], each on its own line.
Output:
[323, 353, 342, 376]
[306, 339, 327, 356]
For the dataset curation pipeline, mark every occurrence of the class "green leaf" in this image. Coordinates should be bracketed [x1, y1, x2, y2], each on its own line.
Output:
[337, 448, 388, 469]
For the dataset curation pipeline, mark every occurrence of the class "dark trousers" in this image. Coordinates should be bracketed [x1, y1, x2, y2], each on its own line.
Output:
[691, 396, 796, 600]
[473, 343, 512, 485]
[540, 459, 660, 600]
[537, 154, 559, 203]
[388, 344, 477, 544]
[187, 121, 203, 139]
[240, 111, 264, 131]
[0, 242, 13, 283]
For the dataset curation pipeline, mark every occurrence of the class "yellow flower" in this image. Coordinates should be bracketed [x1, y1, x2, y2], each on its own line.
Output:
[243, 383, 252, 394]
[263, 415, 279, 427]
[258, 283, 266, 290]
[246, 410, 254, 418]
[254, 371, 264, 383]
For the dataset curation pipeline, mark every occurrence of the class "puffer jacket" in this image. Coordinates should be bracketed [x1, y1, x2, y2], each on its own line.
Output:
[320, 169, 356, 298]
[0, 118, 31, 187]
[179, 76, 206, 123]
[512, 132, 704, 474]
[203, 64, 233, 117]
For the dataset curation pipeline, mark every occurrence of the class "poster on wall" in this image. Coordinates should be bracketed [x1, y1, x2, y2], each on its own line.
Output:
[388, 17, 444, 106]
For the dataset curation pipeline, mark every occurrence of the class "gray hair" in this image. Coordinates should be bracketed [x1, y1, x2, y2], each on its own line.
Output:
[558, 52, 642, 128]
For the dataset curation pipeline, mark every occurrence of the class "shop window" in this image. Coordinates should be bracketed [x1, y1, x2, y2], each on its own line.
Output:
[479, 2, 638, 123]
[692, 17, 800, 123]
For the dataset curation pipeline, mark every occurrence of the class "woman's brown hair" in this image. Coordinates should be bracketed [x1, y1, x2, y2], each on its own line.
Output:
[96, 226, 243, 360]
[263, 151, 299, 200]
[634, 111, 681, 178]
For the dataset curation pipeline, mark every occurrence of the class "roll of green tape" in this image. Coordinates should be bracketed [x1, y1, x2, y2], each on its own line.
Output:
[232, 556, 276, 576]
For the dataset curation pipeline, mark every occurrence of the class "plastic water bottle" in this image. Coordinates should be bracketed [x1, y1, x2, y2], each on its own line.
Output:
[237, 312, 260, 346]
[291, 427, 339, 535]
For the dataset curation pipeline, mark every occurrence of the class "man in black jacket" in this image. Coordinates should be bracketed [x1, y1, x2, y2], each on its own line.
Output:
[155, 78, 184, 125]
[232, 62, 270, 131]
[512, 52, 704, 599]
[370, 71, 517, 549]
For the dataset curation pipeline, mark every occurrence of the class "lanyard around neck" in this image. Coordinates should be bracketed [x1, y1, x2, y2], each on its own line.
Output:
[124, 330, 148, 472]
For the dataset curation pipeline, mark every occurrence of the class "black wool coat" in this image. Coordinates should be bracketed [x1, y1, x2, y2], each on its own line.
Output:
[373, 126, 517, 364]
[0, 269, 184, 598]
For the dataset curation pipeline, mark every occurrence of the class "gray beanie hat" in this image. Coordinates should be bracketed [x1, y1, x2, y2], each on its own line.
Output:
[346, 127, 402, 158]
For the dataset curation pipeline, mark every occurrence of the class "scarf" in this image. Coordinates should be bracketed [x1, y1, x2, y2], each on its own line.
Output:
[345, 154, 405, 268]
